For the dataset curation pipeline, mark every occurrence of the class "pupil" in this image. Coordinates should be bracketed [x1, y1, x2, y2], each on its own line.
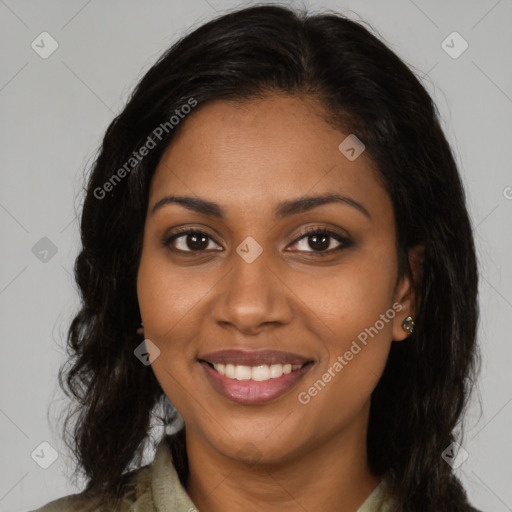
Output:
[187, 234, 208, 250]
[184, 233, 331, 251]
[310, 234, 329, 251]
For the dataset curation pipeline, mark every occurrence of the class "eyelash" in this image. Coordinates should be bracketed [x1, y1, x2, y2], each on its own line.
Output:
[162, 226, 352, 257]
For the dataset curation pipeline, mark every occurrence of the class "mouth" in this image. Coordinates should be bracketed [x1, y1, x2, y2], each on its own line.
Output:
[197, 349, 314, 404]
[199, 360, 312, 381]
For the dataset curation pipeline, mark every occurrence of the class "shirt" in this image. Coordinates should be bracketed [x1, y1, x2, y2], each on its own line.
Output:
[30, 434, 395, 512]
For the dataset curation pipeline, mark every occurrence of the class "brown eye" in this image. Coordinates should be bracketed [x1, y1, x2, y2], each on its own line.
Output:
[288, 229, 352, 255]
[164, 229, 221, 252]
[305, 232, 331, 251]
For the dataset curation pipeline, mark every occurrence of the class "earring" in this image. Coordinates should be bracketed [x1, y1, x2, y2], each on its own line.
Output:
[136, 321, 144, 336]
[402, 316, 415, 336]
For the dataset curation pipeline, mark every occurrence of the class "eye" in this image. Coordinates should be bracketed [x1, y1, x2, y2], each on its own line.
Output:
[163, 228, 222, 253]
[287, 228, 352, 256]
[162, 226, 352, 256]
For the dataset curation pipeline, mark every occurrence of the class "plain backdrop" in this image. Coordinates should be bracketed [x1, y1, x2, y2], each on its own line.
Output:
[0, 0, 511, 510]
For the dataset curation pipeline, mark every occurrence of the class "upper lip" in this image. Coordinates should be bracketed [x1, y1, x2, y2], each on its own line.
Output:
[198, 349, 313, 366]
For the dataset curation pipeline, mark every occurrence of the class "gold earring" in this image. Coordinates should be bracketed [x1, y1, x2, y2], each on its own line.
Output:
[402, 316, 415, 335]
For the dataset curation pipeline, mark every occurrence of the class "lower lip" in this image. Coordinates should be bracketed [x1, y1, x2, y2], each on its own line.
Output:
[200, 361, 313, 405]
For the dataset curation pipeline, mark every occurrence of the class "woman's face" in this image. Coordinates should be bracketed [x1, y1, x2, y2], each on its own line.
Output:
[137, 95, 416, 464]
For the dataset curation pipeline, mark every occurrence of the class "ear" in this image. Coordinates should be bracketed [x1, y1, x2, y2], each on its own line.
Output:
[392, 244, 424, 342]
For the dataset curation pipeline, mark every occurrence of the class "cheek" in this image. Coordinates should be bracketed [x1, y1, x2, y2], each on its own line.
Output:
[137, 249, 211, 340]
[294, 274, 395, 435]
[290, 245, 397, 405]
[137, 247, 222, 403]
[137, 255, 198, 413]
[291, 250, 397, 344]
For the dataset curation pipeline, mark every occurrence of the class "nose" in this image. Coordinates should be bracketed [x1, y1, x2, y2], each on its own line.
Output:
[210, 250, 294, 335]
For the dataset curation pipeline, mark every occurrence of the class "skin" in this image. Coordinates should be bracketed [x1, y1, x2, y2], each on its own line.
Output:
[137, 94, 423, 512]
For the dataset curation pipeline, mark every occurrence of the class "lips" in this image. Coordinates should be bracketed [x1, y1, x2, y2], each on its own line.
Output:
[198, 349, 314, 404]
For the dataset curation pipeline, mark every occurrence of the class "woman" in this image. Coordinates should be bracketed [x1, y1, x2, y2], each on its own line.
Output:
[32, 4, 482, 511]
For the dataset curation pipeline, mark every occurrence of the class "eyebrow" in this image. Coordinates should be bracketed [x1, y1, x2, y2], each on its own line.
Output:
[151, 193, 371, 220]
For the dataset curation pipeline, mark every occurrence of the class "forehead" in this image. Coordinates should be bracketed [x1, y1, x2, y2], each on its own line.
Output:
[149, 95, 390, 220]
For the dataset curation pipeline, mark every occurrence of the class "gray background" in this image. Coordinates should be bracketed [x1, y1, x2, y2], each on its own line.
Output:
[0, 0, 511, 510]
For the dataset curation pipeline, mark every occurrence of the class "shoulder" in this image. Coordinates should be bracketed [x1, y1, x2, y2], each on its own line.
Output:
[29, 465, 152, 512]
[31, 431, 194, 511]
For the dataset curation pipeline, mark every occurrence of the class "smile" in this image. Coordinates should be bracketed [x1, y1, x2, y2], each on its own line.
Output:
[209, 362, 306, 381]
[198, 349, 314, 404]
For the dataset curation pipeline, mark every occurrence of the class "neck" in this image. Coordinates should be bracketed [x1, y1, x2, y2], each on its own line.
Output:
[185, 401, 381, 512]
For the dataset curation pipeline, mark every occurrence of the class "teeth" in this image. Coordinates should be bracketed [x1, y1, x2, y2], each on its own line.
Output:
[212, 362, 303, 381]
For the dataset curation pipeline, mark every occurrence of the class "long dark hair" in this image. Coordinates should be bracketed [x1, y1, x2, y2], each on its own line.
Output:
[58, 5, 480, 510]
